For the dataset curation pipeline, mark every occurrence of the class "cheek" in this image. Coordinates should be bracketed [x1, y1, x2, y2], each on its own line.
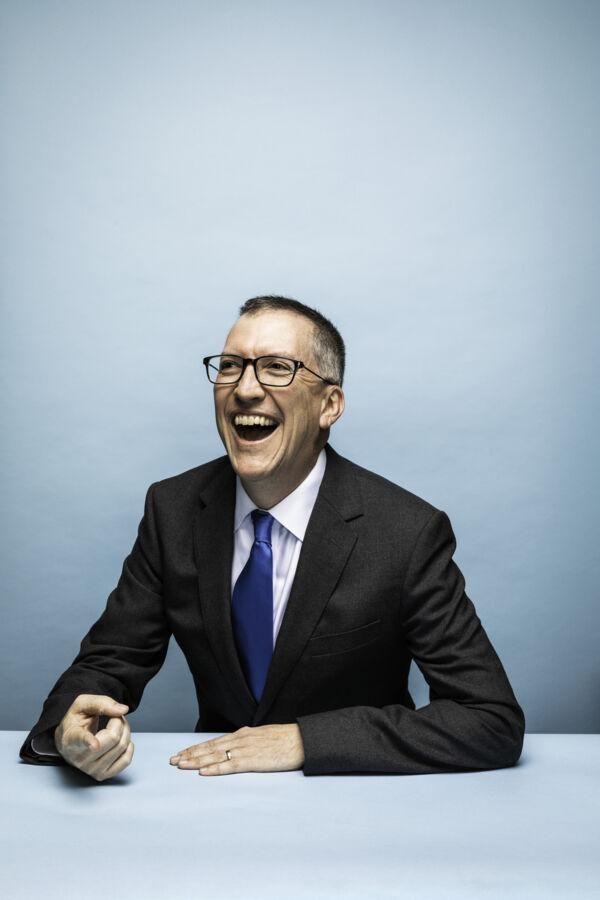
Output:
[287, 411, 319, 445]
[215, 397, 231, 427]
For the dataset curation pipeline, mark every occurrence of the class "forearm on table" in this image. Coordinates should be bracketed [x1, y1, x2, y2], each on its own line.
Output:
[297, 696, 525, 776]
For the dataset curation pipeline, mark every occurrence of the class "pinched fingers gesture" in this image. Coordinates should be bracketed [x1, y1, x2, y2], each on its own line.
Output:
[170, 723, 305, 776]
[54, 694, 134, 781]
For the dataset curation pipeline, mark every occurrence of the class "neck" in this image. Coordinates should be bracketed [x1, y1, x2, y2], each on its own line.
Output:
[241, 451, 322, 509]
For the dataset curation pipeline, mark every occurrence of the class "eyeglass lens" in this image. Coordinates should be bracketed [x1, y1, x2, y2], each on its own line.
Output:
[207, 355, 296, 385]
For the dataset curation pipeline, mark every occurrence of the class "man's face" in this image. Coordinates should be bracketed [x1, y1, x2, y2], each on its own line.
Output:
[213, 310, 342, 502]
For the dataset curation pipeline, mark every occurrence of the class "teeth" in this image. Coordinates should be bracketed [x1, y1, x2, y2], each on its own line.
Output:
[234, 414, 277, 427]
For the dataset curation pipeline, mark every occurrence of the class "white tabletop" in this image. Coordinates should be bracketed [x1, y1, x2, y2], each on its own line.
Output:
[3, 732, 599, 899]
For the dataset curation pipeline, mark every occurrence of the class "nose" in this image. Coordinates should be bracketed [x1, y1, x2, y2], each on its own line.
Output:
[234, 361, 266, 402]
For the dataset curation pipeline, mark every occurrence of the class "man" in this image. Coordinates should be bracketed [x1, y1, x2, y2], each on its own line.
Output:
[20, 295, 525, 781]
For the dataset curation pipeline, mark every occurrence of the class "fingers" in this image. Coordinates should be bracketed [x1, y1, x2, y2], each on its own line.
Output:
[56, 694, 129, 752]
[84, 717, 134, 781]
[71, 694, 129, 719]
[94, 715, 132, 763]
[169, 724, 304, 777]
[183, 732, 255, 775]
[55, 694, 134, 781]
[172, 741, 233, 770]
[75, 717, 134, 782]
[170, 738, 214, 764]
[170, 728, 250, 768]
[58, 713, 126, 765]
[100, 739, 135, 780]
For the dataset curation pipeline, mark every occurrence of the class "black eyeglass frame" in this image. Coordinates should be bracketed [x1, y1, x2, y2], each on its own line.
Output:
[202, 354, 338, 387]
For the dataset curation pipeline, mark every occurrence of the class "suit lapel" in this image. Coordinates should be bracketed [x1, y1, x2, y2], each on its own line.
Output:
[254, 446, 363, 723]
[192, 460, 257, 721]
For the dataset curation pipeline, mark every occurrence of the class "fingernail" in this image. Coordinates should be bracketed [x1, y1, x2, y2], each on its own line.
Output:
[170, 755, 180, 763]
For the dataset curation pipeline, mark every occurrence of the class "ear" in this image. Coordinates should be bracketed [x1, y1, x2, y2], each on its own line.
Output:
[319, 385, 345, 430]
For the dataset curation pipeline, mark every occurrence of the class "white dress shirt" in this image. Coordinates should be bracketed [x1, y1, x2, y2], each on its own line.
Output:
[232, 448, 327, 644]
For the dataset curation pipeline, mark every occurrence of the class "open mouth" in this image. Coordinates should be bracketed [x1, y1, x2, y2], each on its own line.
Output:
[232, 414, 279, 443]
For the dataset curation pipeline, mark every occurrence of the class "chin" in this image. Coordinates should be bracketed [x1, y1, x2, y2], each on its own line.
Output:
[228, 451, 274, 482]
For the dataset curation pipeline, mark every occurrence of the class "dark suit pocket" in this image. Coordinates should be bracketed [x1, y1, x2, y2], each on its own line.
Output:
[308, 619, 382, 657]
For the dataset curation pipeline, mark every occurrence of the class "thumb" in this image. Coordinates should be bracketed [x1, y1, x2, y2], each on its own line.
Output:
[74, 694, 129, 718]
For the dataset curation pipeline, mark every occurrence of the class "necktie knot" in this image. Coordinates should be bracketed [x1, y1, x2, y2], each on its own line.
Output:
[251, 509, 274, 544]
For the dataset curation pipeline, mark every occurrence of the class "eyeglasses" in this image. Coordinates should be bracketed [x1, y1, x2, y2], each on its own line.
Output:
[203, 354, 337, 387]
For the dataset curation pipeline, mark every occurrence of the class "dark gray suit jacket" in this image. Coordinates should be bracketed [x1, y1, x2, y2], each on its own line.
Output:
[20, 444, 525, 774]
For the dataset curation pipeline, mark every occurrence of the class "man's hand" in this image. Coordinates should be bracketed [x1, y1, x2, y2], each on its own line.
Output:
[54, 694, 134, 782]
[169, 724, 305, 776]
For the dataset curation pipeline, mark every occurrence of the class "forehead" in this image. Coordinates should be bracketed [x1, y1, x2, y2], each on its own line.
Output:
[223, 311, 314, 357]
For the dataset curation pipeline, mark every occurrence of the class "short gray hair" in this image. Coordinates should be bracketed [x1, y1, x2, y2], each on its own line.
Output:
[238, 295, 345, 386]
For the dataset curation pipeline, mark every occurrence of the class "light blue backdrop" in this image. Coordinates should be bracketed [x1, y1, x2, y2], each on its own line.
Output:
[2, 0, 598, 733]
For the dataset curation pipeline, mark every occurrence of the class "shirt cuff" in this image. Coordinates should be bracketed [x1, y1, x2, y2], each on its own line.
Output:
[31, 729, 61, 758]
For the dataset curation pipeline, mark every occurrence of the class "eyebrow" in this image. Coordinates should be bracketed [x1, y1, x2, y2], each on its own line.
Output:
[222, 350, 298, 358]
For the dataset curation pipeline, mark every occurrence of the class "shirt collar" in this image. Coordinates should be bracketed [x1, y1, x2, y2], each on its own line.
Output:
[234, 448, 327, 541]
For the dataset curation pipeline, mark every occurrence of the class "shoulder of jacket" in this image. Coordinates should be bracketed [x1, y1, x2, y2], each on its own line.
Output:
[327, 446, 442, 522]
[146, 455, 231, 501]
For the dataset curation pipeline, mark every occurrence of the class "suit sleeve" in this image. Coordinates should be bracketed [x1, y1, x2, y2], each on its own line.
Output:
[297, 509, 525, 775]
[19, 484, 170, 765]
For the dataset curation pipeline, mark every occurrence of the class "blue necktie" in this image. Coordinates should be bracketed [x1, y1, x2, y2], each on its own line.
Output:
[231, 510, 274, 701]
